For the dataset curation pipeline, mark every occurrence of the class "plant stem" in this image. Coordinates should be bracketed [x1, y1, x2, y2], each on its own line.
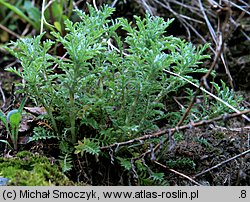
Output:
[33, 85, 59, 134]
[14, 126, 18, 150]
[69, 90, 76, 143]
[128, 85, 141, 123]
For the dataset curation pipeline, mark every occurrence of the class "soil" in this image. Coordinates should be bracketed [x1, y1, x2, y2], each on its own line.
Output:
[165, 124, 250, 186]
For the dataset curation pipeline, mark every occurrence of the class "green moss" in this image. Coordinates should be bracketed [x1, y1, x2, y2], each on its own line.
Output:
[0, 151, 74, 186]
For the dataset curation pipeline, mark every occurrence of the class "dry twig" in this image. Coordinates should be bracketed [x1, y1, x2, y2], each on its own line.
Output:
[194, 149, 250, 178]
[154, 160, 202, 186]
[0, 24, 20, 39]
[101, 109, 250, 150]
[0, 81, 6, 108]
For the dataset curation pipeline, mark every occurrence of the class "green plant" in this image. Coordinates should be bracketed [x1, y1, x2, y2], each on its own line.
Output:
[6, 4, 240, 182]
[59, 140, 73, 173]
[189, 80, 244, 121]
[29, 126, 73, 173]
[43, 0, 74, 35]
[0, 0, 74, 41]
[0, 98, 26, 150]
[209, 80, 244, 116]
[75, 138, 100, 156]
[0, 0, 39, 30]
[29, 126, 59, 141]
[166, 157, 196, 170]
[194, 137, 211, 148]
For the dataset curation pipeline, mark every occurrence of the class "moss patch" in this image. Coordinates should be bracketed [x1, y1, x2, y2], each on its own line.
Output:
[0, 151, 74, 185]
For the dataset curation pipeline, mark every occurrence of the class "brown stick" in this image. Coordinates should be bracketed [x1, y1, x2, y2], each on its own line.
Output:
[0, 24, 20, 39]
[194, 149, 250, 178]
[154, 160, 202, 186]
[101, 109, 250, 150]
